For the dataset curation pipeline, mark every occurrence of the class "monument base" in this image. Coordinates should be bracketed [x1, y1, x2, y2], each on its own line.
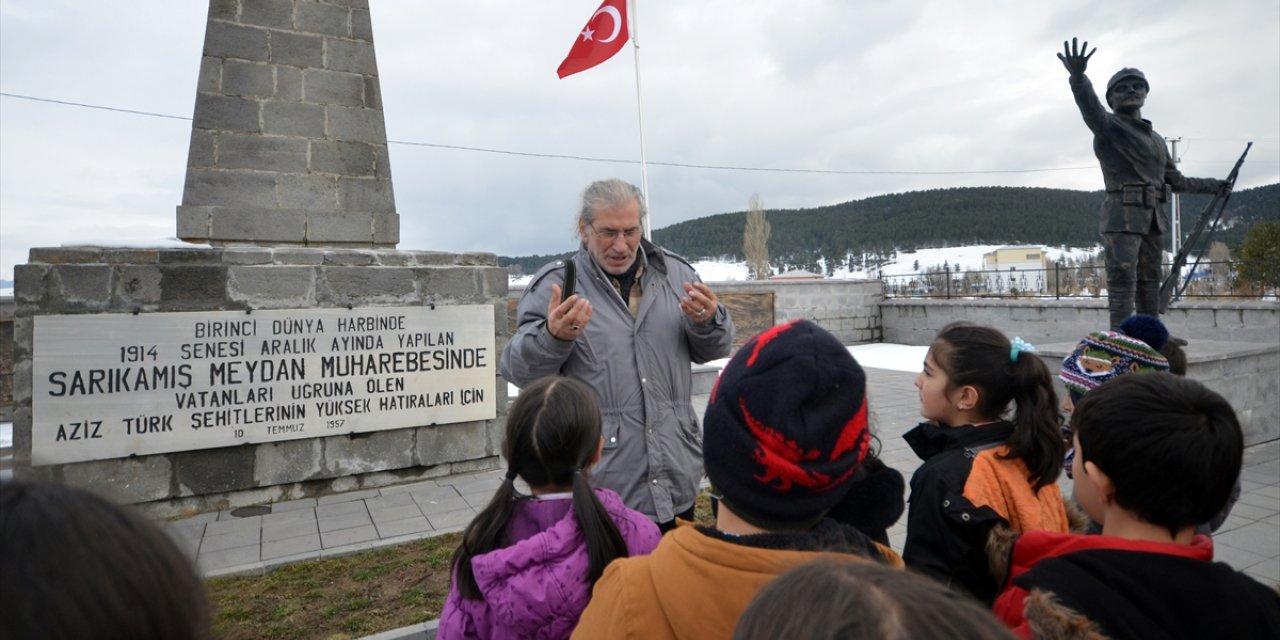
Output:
[12, 245, 510, 515]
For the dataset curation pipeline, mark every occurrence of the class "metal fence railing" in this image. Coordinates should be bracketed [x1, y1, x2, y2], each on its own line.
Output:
[880, 261, 1275, 301]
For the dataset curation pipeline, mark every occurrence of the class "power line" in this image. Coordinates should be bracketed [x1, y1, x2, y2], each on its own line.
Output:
[2, 91, 1271, 176]
[386, 137, 1099, 175]
[1, 92, 192, 121]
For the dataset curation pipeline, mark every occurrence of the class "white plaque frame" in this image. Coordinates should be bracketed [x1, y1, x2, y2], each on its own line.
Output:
[32, 306, 496, 466]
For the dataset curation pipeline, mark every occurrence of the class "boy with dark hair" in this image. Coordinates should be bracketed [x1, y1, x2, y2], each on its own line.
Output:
[994, 374, 1280, 639]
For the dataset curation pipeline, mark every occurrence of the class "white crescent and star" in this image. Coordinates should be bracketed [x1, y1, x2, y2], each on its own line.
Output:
[586, 6, 621, 43]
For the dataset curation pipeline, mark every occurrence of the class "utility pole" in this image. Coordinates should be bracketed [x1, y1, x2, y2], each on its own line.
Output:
[1166, 137, 1182, 257]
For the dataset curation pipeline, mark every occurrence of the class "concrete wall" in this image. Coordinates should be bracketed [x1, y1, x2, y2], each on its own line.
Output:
[714, 279, 884, 344]
[508, 278, 885, 346]
[881, 297, 1279, 445]
[881, 298, 1279, 346]
[0, 296, 12, 422]
[725, 285, 1275, 445]
[1038, 340, 1279, 447]
[13, 246, 508, 517]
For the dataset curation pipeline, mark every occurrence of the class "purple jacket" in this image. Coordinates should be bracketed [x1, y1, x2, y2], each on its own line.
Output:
[438, 488, 661, 640]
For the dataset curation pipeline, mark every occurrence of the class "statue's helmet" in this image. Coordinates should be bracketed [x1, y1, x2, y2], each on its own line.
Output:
[1106, 67, 1149, 99]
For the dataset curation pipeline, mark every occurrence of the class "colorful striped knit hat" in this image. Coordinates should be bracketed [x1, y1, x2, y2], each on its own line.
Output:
[1059, 330, 1169, 400]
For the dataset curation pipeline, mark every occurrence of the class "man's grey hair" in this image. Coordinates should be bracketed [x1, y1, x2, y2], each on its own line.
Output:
[578, 178, 648, 227]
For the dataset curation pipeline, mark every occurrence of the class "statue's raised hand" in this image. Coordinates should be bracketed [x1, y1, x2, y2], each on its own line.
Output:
[1058, 37, 1095, 76]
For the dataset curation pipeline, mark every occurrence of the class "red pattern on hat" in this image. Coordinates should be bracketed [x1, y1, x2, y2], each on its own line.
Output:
[742, 398, 860, 494]
[746, 322, 793, 367]
[703, 319, 871, 526]
[831, 398, 870, 462]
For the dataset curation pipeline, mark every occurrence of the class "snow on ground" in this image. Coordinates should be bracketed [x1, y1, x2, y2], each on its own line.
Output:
[699, 343, 927, 374]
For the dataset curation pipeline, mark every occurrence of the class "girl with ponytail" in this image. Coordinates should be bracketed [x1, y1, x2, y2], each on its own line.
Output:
[439, 376, 661, 640]
[902, 322, 1071, 605]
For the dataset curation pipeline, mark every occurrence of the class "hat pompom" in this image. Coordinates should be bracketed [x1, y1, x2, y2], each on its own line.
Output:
[1119, 314, 1170, 351]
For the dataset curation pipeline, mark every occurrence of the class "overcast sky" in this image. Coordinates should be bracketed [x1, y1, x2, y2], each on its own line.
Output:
[2, 0, 1277, 281]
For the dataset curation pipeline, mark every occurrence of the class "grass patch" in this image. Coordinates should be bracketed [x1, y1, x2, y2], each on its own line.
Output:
[206, 489, 717, 639]
[206, 532, 460, 640]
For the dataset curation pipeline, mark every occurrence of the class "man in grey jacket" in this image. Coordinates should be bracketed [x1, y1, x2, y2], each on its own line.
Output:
[501, 178, 735, 530]
[1058, 38, 1228, 329]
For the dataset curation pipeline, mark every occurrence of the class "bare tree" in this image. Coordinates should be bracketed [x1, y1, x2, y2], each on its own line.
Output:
[744, 193, 771, 280]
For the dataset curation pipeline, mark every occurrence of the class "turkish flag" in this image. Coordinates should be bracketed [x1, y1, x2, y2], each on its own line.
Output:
[557, 0, 629, 79]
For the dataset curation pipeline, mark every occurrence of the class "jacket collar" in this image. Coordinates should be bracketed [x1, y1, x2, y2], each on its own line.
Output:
[903, 420, 1014, 461]
[693, 518, 888, 558]
[639, 238, 668, 275]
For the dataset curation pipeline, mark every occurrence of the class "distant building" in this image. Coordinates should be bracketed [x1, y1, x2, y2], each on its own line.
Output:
[982, 246, 1049, 293]
[983, 246, 1049, 271]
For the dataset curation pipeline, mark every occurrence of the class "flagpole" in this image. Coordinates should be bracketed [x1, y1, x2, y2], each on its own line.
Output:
[628, 0, 653, 239]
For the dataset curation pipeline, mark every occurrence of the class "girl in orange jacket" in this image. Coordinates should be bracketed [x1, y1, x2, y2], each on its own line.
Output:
[903, 322, 1072, 603]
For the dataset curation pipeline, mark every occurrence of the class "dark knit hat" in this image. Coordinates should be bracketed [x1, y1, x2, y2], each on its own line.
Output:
[703, 320, 871, 529]
[1059, 330, 1169, 400]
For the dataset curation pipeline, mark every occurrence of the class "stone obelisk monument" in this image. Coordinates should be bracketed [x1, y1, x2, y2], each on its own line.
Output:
[13, 1, 507, 516]
[178, 0, 397, 247]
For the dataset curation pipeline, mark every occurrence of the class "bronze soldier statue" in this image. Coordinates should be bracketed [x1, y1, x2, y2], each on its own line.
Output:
[1058, 37, 1229, 330]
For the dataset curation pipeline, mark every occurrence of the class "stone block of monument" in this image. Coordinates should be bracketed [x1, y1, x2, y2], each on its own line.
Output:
[177, 0, 398, 247]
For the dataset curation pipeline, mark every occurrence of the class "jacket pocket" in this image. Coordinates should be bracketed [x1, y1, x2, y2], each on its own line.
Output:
[675, 403, 702, 449]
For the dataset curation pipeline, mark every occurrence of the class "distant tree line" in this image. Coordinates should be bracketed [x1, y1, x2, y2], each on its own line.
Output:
[499, 184, 1279, 277]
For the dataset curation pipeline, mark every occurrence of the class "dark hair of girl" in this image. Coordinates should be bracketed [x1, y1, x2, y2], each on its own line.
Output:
[0, 481, 212, 640]
[931, 322, 1064, 490]
[450, 375, 629, 600]
[733, 559, 1017, 640]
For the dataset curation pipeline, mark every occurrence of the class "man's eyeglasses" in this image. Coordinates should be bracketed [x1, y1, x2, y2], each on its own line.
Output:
[589, 224, 642, 241]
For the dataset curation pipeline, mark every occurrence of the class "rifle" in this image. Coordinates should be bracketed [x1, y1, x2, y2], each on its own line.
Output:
[1158, 142, 1252, 313]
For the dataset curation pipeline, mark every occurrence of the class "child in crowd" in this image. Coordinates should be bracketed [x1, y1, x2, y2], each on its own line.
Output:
[572, 320, 903, 639]
[903, 322, 1070, 604]
[994, 374, 1280, 638]
[734, 559, 1016, 640]
[1057, 318, 1170, 478]
[0, 481, 212, 640]
[439, 375, 661, 640]
[1059, 314, 1239, 534]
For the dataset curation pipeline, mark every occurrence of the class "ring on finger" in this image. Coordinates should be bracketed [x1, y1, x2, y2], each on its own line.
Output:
[571, 324, 580, 331]
[696, 309, 706, 317]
